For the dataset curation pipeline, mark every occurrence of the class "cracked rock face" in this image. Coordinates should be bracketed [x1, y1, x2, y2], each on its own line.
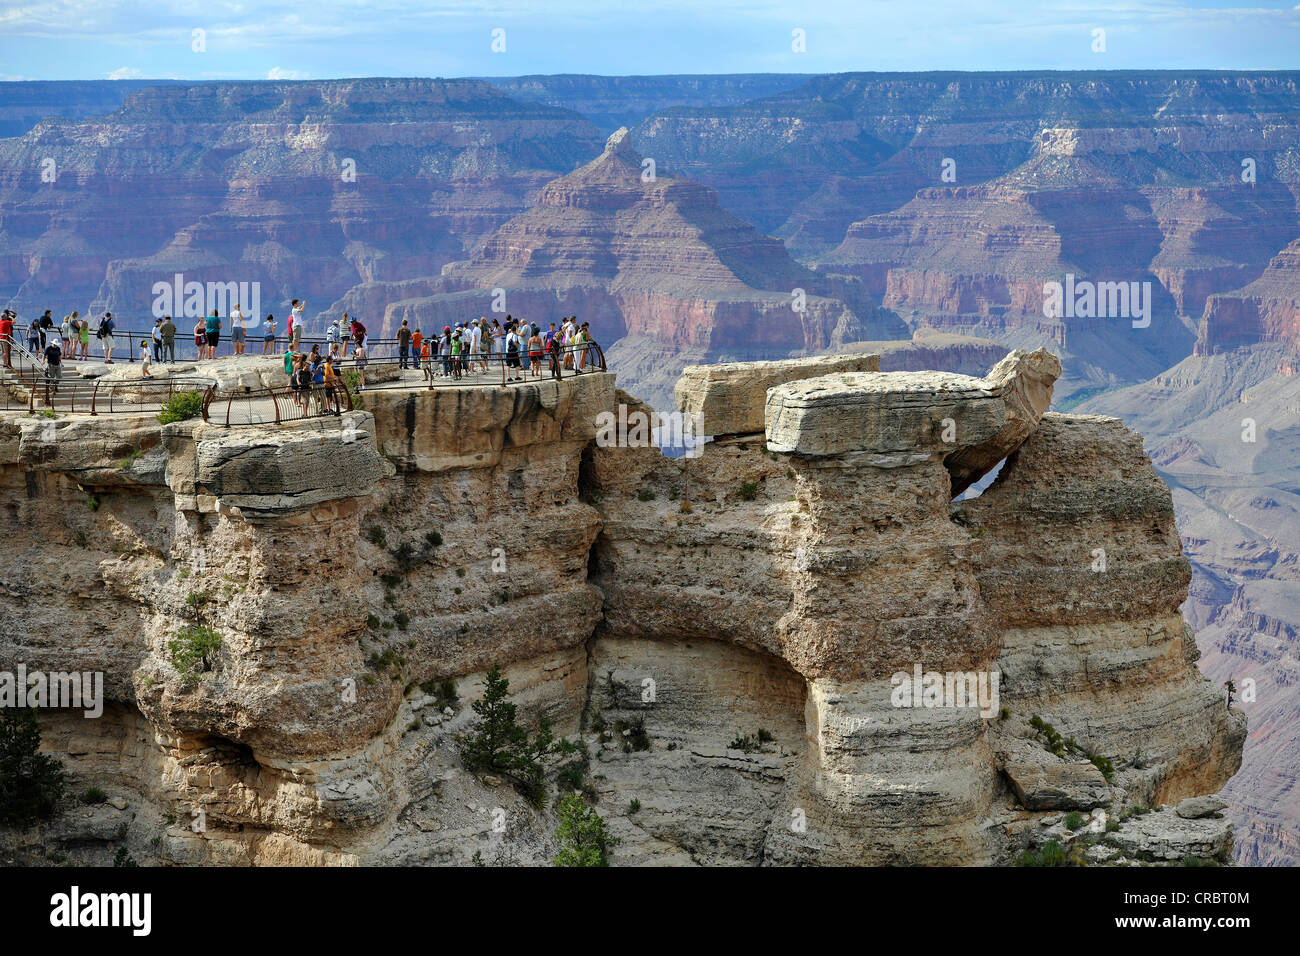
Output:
[0, 354, 1243, 866]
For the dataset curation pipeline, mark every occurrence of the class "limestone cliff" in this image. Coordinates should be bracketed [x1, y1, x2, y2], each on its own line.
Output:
[0, 353, 1242, 866]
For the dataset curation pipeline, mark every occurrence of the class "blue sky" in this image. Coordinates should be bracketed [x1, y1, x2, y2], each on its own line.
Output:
[0, 1, 1297, 81]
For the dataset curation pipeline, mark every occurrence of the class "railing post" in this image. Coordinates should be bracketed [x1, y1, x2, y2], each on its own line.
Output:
[90, 381, 98, 416]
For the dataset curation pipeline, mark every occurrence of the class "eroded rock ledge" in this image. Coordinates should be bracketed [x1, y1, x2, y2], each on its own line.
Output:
[0, 355, 1243, 866]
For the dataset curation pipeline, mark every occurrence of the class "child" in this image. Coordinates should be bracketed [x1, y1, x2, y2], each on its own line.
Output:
[353, 343, 367, 391]
[139, 340, 153, 379]
[420, 339, 432, 382]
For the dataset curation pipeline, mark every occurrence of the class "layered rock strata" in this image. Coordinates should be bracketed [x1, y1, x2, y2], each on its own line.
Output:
[0, 351, 1242, 865]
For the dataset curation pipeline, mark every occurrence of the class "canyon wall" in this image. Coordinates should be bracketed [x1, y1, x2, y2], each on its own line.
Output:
[0, 351, 1243, 865]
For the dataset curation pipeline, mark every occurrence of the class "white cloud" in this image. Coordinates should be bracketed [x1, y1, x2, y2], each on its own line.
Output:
[267, 66, 308, 80]
[106, 66, 142, 79]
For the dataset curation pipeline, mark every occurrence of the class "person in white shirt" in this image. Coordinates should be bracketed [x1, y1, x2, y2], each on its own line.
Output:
[470, 319, 485, 374]
[230, 303, 247, 355]
[289, 299, 304, 350]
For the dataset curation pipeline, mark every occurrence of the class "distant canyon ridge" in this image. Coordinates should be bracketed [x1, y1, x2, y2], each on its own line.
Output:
[1, 72, 1298, 862]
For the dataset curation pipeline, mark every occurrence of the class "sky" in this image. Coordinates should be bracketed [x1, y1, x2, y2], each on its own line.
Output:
[0, 0, 1297, 82]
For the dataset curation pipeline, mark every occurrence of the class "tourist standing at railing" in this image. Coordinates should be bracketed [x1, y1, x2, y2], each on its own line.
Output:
[26, 316, 40, 355]
[354, 342, 368, 391]
[77, 315, 90, 360]
[289, 299, 304, 350]
[470, 316, 486, 371]
[349, 315, 367, 357]
[0, 310, 13, 369]
[545, 326, 562, 380]
[439, 327, 452, 377]
[504, 323, 522, 382]
[160, 315, 176, 363]
[204, 309, 222, 360]
[231, 302, 247, 355]
[192, 317, 203, 358]
[97, 312, 116, 364]
[322, 355, 339, 411]
[397, 319, 411, 370]
[411, 326, 422, 365]
[289, 353, 305, 411]
[574, 322, 589, 372]
[151, 318, 163, 362]
[528, 325, 543, 379]
[326, 319, 340, 359]
[43, 335, 62, 393]
[450, 328, 463, 380]
[61, 315, 73, 356]
[261, 314, 277, 355]
[420, 338, 432, 381]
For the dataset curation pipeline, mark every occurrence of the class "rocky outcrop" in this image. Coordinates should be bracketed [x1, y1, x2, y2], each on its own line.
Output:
[764, 347, 1058, 495]
[0, 352, 1243, 866]
[675, 353, 881, 437]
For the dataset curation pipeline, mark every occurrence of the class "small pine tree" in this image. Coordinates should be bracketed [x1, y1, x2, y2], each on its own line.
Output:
[112, 846, 139, 868]
[553, 794, 619, 867]
[458, 663, 555, 807]
[0, 708, 66, 827]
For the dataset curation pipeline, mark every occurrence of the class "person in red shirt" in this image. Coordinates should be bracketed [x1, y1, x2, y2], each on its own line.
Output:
[0, 310, 14, 368]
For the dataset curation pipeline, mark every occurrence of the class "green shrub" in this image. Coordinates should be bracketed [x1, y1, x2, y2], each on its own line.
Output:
[0, 709, 65, 826]
[112, 846, 138, 867]
[458, 663, 556, 808]
[739, 481, 759, 501]
[615, 717, 650, 753]
[419, 678, 459, 711]
[393, 611, 410, 631]
[1089, 753, 1116, 784]
[168, 625, 222, 683]
[424, 530, 443, 548]
[1064, 811, 1086, 830]
[628, 798, 641, 813]
[157, 390, 205, 425]
[553, 794, 619, 867]
[1015, 840, 1068, 867]
[636, 488, 656, 502]
[366, 525, 387, 547]
[80, 786, 108, 805]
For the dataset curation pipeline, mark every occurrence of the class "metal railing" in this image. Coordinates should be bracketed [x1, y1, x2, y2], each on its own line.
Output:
[203, 380, 354, 427]
[2, 332, 608, 426]
[333, 339, 608, 392]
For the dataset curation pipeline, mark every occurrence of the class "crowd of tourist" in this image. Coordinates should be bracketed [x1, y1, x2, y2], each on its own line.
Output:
[1, 303, 597, 396]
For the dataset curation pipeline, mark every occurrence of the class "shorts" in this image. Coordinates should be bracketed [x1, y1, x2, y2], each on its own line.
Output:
[206, 331, 220, 346]
[233, 327, 246, 343]
[264, 333, 275, 342]
[102, 335, 114, 349]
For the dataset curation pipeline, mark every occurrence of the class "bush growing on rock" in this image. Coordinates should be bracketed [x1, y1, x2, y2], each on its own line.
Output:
[458, 663, 558, 808]
[157, 389, 205, 425]
[168, 625, 222, 683]
[553, 794, 619, 867]
[0, 709, 65, 827]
